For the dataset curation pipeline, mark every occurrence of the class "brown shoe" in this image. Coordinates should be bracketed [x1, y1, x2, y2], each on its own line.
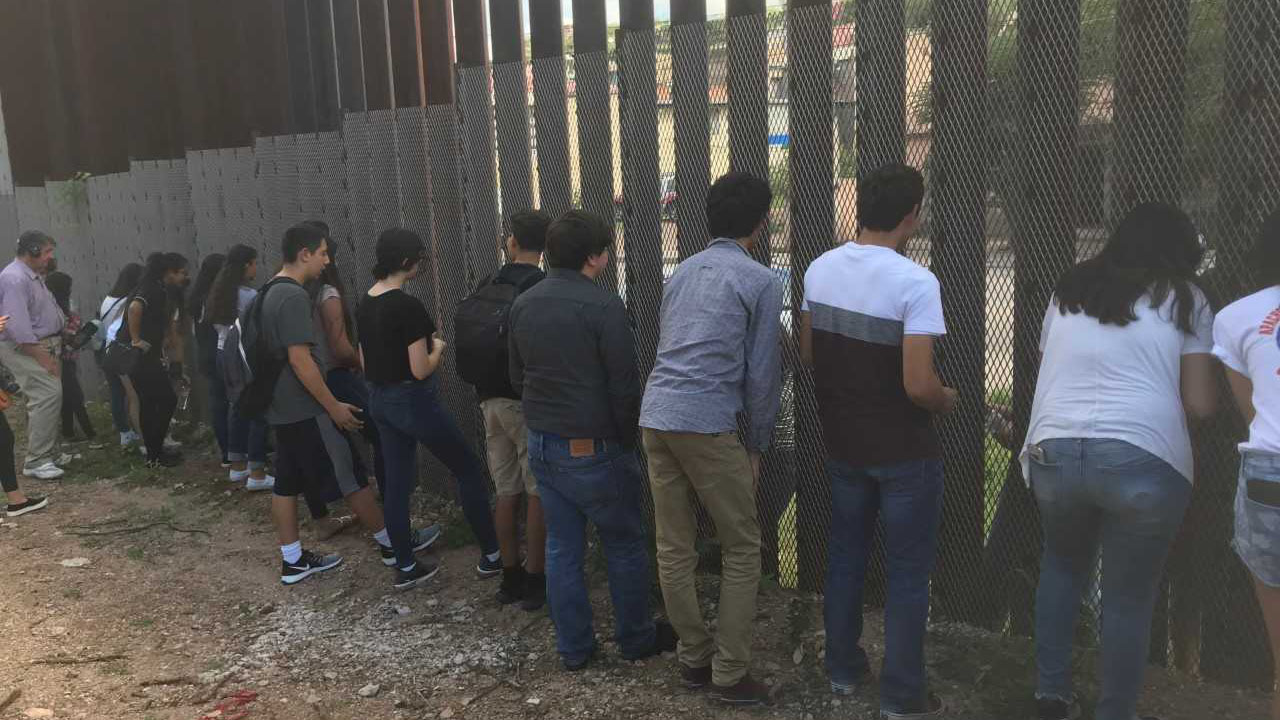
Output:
[712, 674, 770, 706]
[680, 663, 712, 690]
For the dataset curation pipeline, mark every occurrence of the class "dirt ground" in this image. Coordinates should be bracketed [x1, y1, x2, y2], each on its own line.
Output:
[0, 406, 1270, 720]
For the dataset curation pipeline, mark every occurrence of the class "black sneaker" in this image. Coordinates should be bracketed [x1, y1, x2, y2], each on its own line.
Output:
[476, 553, 502, 578]
[280, 549, 343, 585]
[145, 451, 183, 469]
[6, 495, 48, 517]
[681, 663, 713, 690]
[379, 525, 444, 566]
[880, 693, 944, 719]
[564, 644, 598, 672]
[712, 674, 771, 706]
[393, 560, 441, 591]
[623, 620, 679, 661]
[496, 566, 527, 605]
[1037, 696, 1082, 720]
[520, 572, 546, 612]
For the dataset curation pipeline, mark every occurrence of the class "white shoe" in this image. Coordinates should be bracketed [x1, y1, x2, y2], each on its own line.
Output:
[55, 453, 75, 467]
[229, 469, 250, 482]
[22, 462, 64, 480]
[120, 431, 140, 448]
[163, 436, 182, 451]
[245, 475, 275, 492]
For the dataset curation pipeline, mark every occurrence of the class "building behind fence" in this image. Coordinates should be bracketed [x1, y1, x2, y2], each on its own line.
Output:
[0, 0, 1275, 689]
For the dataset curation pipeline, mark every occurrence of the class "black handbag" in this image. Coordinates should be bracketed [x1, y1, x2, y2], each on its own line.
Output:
[100, 339, 141, 376]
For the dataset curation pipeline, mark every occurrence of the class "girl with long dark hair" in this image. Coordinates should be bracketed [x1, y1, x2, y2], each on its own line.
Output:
[1023, 203, 1217, 720]
[100, 263, 144, 446]
[207, 244, 273, 491]
[362, 228, 498, 590]
[189, 253, 226, 462]
[122, 252, 191, 468]
[45, 271, 94, 441]
[1213, 210, 1280, 720]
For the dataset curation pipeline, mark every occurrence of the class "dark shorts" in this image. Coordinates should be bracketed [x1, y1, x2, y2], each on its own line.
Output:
[272, 415, 368, 498]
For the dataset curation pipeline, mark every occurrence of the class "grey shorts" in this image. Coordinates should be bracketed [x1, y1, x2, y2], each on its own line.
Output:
[1235, 451, 1280, 588]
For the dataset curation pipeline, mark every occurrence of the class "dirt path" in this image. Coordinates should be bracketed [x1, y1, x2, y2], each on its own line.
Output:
[0, 411, 1269, 720]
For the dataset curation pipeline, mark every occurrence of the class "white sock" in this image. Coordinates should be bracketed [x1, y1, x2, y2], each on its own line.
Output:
[486, 551, 501, 563]
[374, 529, 391, 548]
[281, 541, 302, 564]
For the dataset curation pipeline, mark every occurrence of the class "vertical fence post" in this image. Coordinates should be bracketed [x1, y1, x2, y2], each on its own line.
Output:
[455, 0, 500, 282]
[360, 0, 393, 111]
[618, 0, 662, 381]
[530, 0, 572, 217]
[332, 0, 368, 113]
[490, 0, 534, 222]
[982, 0, 1081, 635]
[388, 0, 423, 108]
[931, 0, 989, 624]
[571, 0, 619, 290]
[671, 1, 711, 260]
[786, 0, 833, 591]
[726, 0, 771, 266]
[1197, 0, 1280, 687]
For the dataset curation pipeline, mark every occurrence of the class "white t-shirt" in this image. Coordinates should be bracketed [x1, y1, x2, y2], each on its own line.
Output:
[801, 241, 947, 465]
[214, 286, 258, 350]
[1213, 286, 1280, 455]
[99, 295, 129, 341]
[1022, 288, 1214, 483]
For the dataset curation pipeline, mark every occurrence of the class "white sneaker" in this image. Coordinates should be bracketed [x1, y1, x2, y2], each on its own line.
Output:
[23, 462, 64, 480]
[245, 475, 275, 492]
[56, 453, 75, 467]
[163, 436, 182, 451]
[119, 431, 140, 448]
[229, 469, 250, 482]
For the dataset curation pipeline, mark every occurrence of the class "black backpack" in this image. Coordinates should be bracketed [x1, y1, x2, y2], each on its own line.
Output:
[229, 277, 295, 421]
[454, 271, 538, 390]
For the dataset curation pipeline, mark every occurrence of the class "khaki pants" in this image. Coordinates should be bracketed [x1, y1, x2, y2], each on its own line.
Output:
[0, 338, 63, 468]
[481, 398, 537, 497]
[643, 428, 760, 686]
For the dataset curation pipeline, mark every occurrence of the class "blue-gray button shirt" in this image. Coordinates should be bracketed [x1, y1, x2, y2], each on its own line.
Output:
[640, 238, 784, 451]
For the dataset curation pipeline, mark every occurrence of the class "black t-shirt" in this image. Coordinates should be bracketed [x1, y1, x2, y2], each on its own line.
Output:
[356, 289, 437, 385]
[124, 282, 171, 357]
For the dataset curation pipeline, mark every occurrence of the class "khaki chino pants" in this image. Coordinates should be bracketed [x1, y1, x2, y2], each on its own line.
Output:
[0, 338, 63, 468]
[643, 427, 760, 686]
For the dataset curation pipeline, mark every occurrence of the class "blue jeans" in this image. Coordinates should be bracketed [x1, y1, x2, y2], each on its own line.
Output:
[327, 367, 385, 495]
[528, 430, 656, 666]
[824, 457, 943, 714]
[204, 365, 229, 459]
[368, 375, 498, 569]
[217, 350, 267, 469]
[104, 367, 131, 436]
[1030, 438, 1191, 720]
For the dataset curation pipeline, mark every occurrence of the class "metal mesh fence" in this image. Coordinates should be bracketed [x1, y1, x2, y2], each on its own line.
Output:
[2, 0, 1270, 687]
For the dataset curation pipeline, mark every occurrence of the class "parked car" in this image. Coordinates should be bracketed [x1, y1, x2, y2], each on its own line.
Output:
[615, 173, 678, 222]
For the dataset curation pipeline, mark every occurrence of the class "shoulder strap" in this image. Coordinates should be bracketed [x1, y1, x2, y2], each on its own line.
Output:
[99, 296, 125, 321]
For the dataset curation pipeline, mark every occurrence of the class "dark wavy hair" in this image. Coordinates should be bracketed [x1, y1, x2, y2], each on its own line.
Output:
[188, 253, 225, 321]
[205, 244, 258, 327]
[140, 252, 189, 288]
[316, 240, 355, 343]
[1055, 202, 1204, 334]
[109, 262, 144, 299]
[46, 271, 72, 315]
[372, 228, 425, 280]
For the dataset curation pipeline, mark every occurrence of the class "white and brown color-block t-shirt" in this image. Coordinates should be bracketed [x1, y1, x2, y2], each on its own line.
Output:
[802, 241, 946, 466]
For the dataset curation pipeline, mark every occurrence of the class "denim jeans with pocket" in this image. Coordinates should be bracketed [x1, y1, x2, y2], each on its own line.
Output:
[1235, 450, 1280, 588]
[823, 456, 943, 714]
[368, 375, 499, 569]
[528, 430, 655, 667]
[1029, 437, 1190, 720]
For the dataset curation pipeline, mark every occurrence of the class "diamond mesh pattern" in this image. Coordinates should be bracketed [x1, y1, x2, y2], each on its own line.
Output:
[13, 0, 1269, 685]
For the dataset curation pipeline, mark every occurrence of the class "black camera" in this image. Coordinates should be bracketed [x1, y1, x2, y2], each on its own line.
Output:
[66, 318, 100, 352]
[0, 362, 21, 395]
